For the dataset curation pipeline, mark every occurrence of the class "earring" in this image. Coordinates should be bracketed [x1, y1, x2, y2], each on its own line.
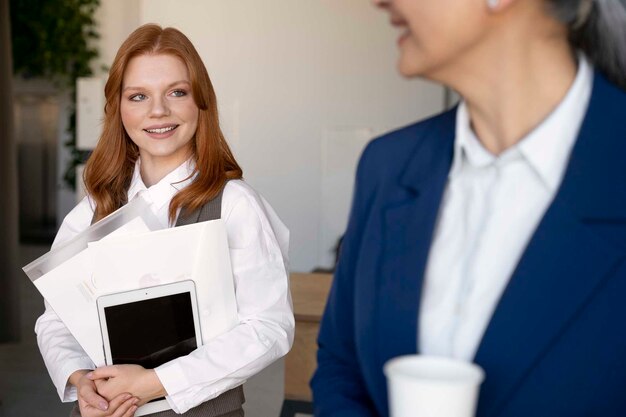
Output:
[487, 0, 499, 9]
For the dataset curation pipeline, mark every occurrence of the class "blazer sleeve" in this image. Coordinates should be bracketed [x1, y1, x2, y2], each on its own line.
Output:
[311, 141, 379, 417]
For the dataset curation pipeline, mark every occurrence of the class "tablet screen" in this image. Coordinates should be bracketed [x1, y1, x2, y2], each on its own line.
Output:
[104, 292, 197, 369]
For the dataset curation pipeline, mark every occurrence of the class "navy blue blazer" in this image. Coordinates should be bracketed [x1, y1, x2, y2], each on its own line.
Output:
[311, 72, 626, 417]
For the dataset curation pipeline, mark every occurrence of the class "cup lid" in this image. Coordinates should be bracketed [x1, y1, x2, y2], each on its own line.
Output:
[384, 355, 485, 385]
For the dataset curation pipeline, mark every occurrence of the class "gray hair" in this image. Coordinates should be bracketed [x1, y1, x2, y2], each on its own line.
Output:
[547, 0, 626, 90]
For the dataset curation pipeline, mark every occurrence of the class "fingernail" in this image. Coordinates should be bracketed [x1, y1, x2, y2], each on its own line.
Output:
[99, 401, 108, 411]
[132, 398, 139, 405]
[131, 405, 138, 412]
[86, 372, 93, 379]
[123, 394, 132, 400]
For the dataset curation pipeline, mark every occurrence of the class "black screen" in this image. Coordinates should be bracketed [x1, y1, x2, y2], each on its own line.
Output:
[104, 292, 197, 369]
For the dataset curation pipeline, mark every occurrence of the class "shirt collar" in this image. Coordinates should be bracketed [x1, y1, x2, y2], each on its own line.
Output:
[517, 55, 593, 191]
[451, 54, 593, 191]
[127, 158, 197, 210]
[450, 103, 495, 179]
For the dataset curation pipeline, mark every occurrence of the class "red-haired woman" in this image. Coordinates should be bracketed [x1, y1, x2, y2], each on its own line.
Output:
[35, 24, 294, 417]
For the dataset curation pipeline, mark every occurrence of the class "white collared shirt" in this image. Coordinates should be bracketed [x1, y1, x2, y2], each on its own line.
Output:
[35, 160, 294, 414]
[418, 56, 593, 361]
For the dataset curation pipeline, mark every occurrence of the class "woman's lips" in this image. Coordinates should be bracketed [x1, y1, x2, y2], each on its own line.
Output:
[397, 29, 410, 46]
[390, 18, 410, 47]
[143, 124, 179, 139]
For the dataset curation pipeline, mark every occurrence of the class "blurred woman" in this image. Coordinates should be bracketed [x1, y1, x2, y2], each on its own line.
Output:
[312, 0, 626, 416]
[36, 24, 293, 417]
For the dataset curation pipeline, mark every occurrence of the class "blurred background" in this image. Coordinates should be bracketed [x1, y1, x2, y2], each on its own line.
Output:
[0, 1, 450, 416]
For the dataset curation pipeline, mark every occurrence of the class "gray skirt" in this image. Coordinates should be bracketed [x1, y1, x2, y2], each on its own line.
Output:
[70, 386, 245, 417]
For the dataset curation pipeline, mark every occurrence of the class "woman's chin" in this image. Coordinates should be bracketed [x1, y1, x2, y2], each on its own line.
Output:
[397, 53, 444, 82]
[397, 58, 423, 78]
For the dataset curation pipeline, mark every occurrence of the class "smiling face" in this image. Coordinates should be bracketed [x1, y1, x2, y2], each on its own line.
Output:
[373, 0, 490, 81]
[120, 53, 199, 171]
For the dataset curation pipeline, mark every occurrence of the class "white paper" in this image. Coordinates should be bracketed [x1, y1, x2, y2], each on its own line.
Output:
[27, 193, 238, 367]
[33, 217, 154, 365]
[90, 220, 238, 350]
[23, 195, 162, 282]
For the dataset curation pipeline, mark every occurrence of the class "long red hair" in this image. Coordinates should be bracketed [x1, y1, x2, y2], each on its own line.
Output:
[84, 24, 242, 223]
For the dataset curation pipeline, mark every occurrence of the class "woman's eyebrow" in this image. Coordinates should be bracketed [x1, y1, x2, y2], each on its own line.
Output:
[122, 80, 191, 93]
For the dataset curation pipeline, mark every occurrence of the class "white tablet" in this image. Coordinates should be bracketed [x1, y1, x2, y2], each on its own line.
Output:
[97, 280, 203, 416]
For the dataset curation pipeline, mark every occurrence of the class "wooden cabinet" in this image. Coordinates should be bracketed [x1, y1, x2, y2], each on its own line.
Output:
[281, 272, 333, 415]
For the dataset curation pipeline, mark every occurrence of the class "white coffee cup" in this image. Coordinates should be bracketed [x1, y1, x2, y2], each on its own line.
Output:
[384, 355, 485, 417]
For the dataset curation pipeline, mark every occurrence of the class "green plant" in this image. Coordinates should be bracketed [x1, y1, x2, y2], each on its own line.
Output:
[11, 0, 100, 190]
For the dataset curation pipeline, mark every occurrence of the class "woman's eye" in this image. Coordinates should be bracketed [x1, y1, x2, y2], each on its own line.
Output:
[171, 89, 187, 97]
[129, 93, 147, 102]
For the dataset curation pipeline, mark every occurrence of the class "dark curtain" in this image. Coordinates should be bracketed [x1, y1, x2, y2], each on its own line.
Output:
[0, 0, 20, 343]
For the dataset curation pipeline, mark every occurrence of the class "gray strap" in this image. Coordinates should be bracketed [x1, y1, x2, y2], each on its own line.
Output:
[90, 184, 226, 227]
[175, 185, 225, 227]
[149, 386, 245, 417]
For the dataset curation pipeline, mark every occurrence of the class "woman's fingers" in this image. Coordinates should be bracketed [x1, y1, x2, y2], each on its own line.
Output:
[88, 365, 119, 381]
[119, 402, 139, 417]
[123, 406, 139, 417]
[109, 393, 139, 417]
[80, 393, 135, 417]
[107, 393, 132, 409]
[94, 378, 106, 391]
[78, 378, 109, 411]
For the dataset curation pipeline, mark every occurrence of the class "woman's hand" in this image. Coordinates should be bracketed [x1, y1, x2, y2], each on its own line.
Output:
[88, 364, 167, 406]
[70, 370, 139, 417]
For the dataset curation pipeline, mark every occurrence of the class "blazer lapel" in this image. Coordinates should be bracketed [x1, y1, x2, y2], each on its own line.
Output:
[474, 199, 624, 417]
[474, 73, 626, 417]
[376, 111, 456, 368]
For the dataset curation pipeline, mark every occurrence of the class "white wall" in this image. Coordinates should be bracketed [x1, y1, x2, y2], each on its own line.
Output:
[93, 0, 140, 75]
[84, 1, 445, 272]
[57, 0, 140, 224]
[139, 1, 445, 271]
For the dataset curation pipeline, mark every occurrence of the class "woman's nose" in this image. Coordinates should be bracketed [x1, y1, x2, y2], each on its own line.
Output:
[150, 96, 170, 117]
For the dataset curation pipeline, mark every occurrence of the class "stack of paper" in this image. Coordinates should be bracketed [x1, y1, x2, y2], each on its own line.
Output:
[23, 197, 238, 366]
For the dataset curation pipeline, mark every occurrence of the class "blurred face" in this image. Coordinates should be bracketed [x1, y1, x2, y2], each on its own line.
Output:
[120, 54, 199, 169]
[372, 0, 489, 80]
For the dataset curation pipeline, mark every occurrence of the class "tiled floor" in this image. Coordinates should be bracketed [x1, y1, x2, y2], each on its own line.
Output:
[0, 245, 285, 417]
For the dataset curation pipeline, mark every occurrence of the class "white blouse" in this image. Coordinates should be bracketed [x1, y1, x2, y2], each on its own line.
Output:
[35, 160, 294, 414]
[419, 56, 593, 361]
